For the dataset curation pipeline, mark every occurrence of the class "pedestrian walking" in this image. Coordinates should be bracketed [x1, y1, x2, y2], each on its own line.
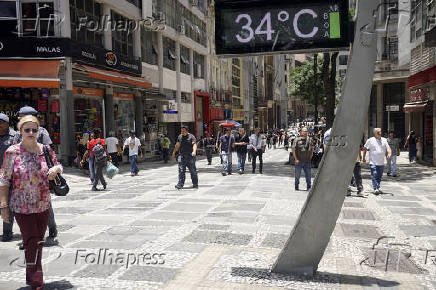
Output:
[199, 132, 214, 165]
[123, 130, 142, 176]
[362, 128, 392, 195]
[81, 129, 111, 191]
[219, 128, 235, 176]
[247, 129, 254, 162]
[13, 106, 58, 238]
[416, 137, 423, 162]
[0, 113, 16, 242]
[386, 130, 400, 177]
[249, 128, 266, 174]
[0, 115, 62, 290]
[292, 127, 313, 191]
[348, 147, 364, 196]
[172, 125, 198, 189]
[160, 134, 171, 163]
[405, 130, 417, 163]
[284, 133, 289, 151]
[87, 132, 96, 183]
[105, 131, 121, 167]
[235, 128, 249, 174]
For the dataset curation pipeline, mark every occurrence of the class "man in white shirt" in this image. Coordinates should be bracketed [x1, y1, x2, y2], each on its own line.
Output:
[105, 131, 120, 167]
[123, 130, 142, 176]
[249, 128, 266, 174]
[362, 128, 392, 195]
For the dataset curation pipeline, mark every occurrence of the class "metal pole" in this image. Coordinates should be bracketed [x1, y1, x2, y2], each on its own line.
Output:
[272, 0, 379, 276]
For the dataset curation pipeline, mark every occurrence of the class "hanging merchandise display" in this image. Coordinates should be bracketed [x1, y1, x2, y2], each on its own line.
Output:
[73, 87, 104, 135]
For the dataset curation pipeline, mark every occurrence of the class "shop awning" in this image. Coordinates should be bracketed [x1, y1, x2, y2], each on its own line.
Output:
[403, 102, 428, 112]
[75, 64, 152, 88]
[0, 60, 60, 88]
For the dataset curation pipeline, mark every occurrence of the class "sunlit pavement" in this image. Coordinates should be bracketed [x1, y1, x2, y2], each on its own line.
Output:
[0, 147, 435, 289]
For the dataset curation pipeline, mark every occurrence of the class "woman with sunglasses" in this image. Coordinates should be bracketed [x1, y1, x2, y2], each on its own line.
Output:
[0, 115, 62, 290]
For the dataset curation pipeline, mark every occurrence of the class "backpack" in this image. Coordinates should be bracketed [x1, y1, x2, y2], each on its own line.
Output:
[92, 139, 107, 163]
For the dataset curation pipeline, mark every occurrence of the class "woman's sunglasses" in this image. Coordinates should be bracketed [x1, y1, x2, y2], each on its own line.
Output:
[23, 128, 38, 134]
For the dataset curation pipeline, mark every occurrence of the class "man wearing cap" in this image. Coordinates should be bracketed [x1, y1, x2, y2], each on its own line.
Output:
[172, 125, 198, 189]
[13, 106, 52, 145]
[0, 114, 16, 242]
[123, 130, 142, 176]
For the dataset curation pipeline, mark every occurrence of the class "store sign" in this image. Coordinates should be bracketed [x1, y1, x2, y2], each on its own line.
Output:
[114, 92, 134, 99]
[73, 87, 104, 97]
[385, 105, 399, 112]
[0, 37, 71, 58]
[72, 42, 142, 76]
[215, 0, 350, 55]
[410, 88, 429, 103]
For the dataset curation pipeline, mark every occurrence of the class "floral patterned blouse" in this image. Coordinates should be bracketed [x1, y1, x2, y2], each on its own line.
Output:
[0, 144, 61, 214]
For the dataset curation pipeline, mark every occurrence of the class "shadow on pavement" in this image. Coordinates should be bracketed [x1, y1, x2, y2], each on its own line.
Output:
[231, 267, 401, 287]
[17, 279, 75, 290]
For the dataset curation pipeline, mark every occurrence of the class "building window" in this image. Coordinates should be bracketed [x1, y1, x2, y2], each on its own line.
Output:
[111, 11, 134, 57]
[194, 52, 204, 78]
[384, 37, 398, 60]
[141, 29, 158, 65]
[0, 0, 18, 36]
[155, 0, 176, 29]
[180, 45, 190, 75]
[338, 55, 348, 65]
[177, 2, 207, 46]
[163, 37, 176, 70]
[70, 0, 103, 47]
[19, 0, 55, 37]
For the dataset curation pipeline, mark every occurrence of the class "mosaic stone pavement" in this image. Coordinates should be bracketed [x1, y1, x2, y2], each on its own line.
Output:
[0, 147, 436, 289]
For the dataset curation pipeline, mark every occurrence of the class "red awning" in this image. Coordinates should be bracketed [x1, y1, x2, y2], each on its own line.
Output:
[75, 64, 152, 88]
[0, 60, 60, 88]
[403, 102, 428, 112]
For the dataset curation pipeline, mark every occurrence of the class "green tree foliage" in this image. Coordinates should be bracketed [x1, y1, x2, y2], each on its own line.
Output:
[289, 55, 325, 107]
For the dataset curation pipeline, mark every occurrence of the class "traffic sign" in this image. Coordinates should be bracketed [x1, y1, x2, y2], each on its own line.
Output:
[215, 0, 351, 56]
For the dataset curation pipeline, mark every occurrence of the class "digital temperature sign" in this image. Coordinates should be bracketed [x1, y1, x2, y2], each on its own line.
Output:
[215, 0, 351, 56]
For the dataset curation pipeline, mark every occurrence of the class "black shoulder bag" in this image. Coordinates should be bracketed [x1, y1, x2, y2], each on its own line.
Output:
[43, 146, 69, 196]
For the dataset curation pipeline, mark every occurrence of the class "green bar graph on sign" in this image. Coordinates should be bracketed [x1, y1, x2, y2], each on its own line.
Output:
[329, 12, 341, 39]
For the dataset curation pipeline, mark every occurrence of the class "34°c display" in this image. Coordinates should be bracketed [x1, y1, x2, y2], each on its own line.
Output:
[215, 0, 351, 56]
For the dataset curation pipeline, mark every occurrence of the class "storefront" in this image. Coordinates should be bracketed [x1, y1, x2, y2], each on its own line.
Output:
[0, 57, 64, 153]
[209, 108, 224, 138]
[113, 92, 135, 139]
[406, 65, 436, 165]
[194, 91, 210, 138]
[72, 87, 104, 136]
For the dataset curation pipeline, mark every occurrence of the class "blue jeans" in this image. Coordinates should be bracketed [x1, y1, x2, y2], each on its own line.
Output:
[387, 155, 397, 175]
[129, 155, 139, 174]
[295, 162, 312, 187]
[221, 152, 232, 173]
[88, 156, 95, 183]
[178, 155, 198, 187]
[370, 164, 384, 190]
[237, 152, 247, 171]
[409, 144, 417, 162]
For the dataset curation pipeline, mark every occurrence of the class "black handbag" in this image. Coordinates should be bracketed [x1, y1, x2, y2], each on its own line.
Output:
[43, 146, 69, 196]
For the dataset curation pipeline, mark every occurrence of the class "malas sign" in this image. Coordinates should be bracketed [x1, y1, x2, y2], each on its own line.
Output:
[215, 0, 351, 56]
[215, 0, 379, 276]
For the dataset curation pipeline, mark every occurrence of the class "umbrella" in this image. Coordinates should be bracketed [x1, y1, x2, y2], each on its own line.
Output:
[218, 120, 242, 127]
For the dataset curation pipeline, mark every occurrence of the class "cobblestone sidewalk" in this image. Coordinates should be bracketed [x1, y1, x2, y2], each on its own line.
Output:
[0, 148, 435, 289]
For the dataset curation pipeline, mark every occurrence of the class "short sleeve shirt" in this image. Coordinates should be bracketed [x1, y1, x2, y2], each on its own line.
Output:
[88, 138, 106, 158]
[0, 144, 60, 214]
[235, 134, 249, 153]
[364, 137, 389, 166]
[177, 133, 196, 156]
[105, 137, 119, 153]
[387, 138, 399, 152]
[292, 137, 313, 162]
[124, 137, 141, 156]
[219, 135, 235, 153]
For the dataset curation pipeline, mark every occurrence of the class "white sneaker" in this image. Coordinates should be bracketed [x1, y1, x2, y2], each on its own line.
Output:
[373, 189, 380, 195]
[378, 189, 383, 194]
